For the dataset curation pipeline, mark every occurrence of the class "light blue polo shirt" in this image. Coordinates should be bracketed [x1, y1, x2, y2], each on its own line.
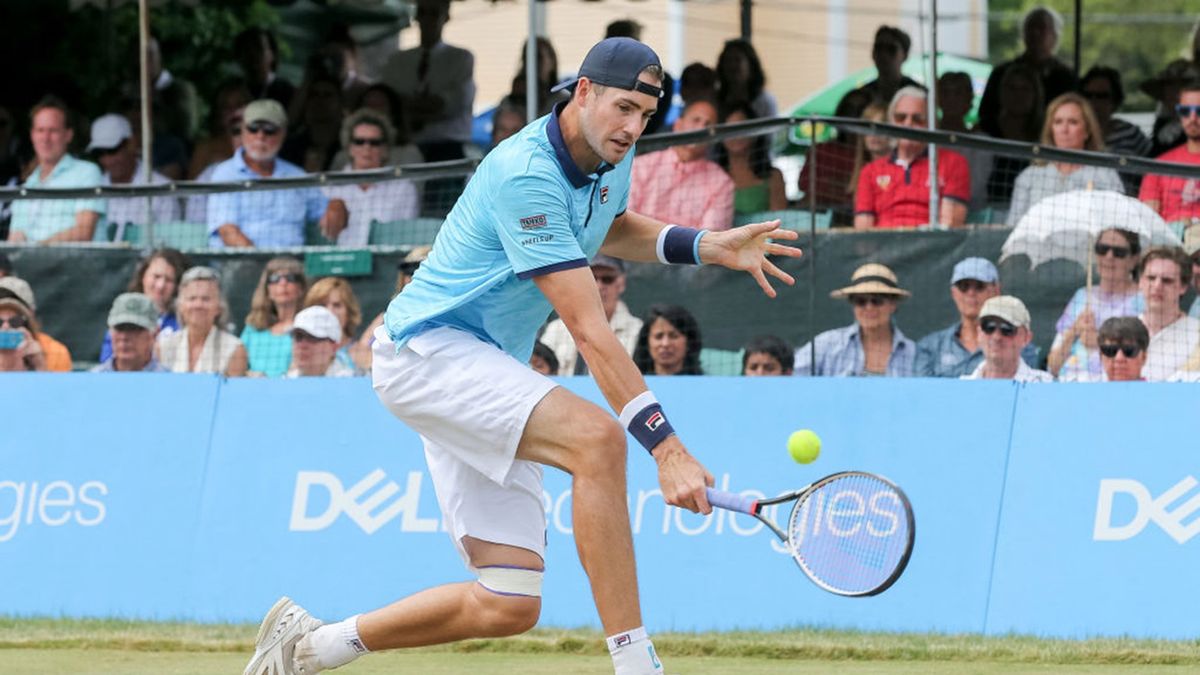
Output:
[10, 154, 105, 242]
[206, 148, 327, 248]
[385, 102, 633, 361]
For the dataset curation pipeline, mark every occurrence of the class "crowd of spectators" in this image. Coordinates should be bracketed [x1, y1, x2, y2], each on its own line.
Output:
[0, 6, 1199, 383]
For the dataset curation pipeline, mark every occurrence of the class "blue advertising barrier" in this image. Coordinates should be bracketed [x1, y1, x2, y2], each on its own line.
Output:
[1, 375, 1197, 638]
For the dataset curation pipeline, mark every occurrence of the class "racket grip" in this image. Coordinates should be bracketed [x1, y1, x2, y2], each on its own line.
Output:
[705, 488, 757, 515]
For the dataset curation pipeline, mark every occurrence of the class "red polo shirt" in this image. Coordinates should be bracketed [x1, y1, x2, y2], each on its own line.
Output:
[854, 149, 970, 227]
[1138, 144, 1200, 223]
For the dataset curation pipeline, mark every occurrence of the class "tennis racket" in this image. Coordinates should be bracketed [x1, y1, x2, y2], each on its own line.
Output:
[706, 471, 915, 596]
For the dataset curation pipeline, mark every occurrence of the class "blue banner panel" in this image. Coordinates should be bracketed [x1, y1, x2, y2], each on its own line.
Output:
[0, 373, 220, 618]
[986, 383, 1200, 639]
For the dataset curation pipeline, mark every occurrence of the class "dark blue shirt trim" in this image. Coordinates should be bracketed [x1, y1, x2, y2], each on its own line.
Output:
[545, 101, 615, 189]
[516, 257, 589, 280]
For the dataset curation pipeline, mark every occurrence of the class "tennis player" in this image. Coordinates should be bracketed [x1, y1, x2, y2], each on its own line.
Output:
[245, 37, 800, 675]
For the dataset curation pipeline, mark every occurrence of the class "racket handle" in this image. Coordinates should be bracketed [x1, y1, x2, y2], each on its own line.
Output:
[705, 488, 757, 515]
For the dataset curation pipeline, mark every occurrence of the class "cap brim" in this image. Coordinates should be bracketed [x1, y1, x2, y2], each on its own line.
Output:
[550, 79, 577, 94]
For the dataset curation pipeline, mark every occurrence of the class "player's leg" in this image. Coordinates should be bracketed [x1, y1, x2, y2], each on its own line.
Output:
[514, 387, 665, 675]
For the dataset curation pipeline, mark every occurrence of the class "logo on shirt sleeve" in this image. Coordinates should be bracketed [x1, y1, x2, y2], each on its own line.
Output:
[520, 214, 548, 230]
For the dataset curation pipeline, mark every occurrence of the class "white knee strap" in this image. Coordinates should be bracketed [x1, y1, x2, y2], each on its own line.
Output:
[477, 565, 544, 597]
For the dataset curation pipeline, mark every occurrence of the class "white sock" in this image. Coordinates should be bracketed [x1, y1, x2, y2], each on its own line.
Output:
[294, 615, 368, 672]
[607, 626, 664, 675]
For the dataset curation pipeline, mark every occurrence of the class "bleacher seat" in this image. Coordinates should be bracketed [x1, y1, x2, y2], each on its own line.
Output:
[735, 209, 832, 232]
[700, 347, 744, 376]
[369, 218, 443, 246]
[121, 222, 210, 249]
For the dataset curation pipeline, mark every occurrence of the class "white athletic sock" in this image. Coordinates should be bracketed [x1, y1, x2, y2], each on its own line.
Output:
[607, 626, 664, 675]
[294, 615, 368, 672]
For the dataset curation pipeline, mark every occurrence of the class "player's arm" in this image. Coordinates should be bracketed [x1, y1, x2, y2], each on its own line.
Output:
[601, 210, 802, 297]
[534, 266, 713, 514]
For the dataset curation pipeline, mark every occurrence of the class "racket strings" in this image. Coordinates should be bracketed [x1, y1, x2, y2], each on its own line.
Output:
[788, 473, 911, 595]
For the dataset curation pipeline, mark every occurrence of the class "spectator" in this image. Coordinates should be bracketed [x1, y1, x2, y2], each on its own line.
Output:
[794, 263, 915, 377]
[281, 66, 345, 172]
[715, 103, 786, 215]
[915, 257, 1038, 377]
[321, 109, 420, 247]
[679, 62, 718, 109]
[507, 37, 565, 118]
[1136, 247, 1200, 380]
[742, 334, 794, 376]
[206, 99, 347, 248]
[321, 25, 371, 108]
[938, 72, 993, 210]
[856, 26, 921, 107]
[605, 19, 673, 134]
[847, 103, 892, 212]
[632, 304, 703, 376]
[99, 248, 188, 363]
[233, 27, 296, 108]
[333, 85, 424, 169]
[1187, 226, 1200, 318]
[187, 78, 251, 179]
[629, 99, 735, 232]
[978, 6, 1075, 138]
[529, 340, 558, 376]
[937, 71, 973, 133]
[0, 277, 71, 372]
[1049, 227, 1144, 381]
[1139, 82, 1200, 226]
[0, 287, 46, 373]
[1141, 60, 1200, 157]
[540, 255, 643, 376]
[1006, 93, 1124, 226]
[0, 105, 23, 188]
[799, 90, 871, 216]
[0, 252, 12, 279]
[1080, 66, 1151, 186]
[91, 293, 168, 373]
[854, 87, 969, 229]
[303, 276, 364, 374]
[985, 63, 1044, 205]
[136, 36, 200, 174]
[1097, 316, 1150, 382]
[7, 96, 104, 243]
[286, 305, 355, 377]
[382, 0, 475, 150]
[88, 113, 180, 236]
[489, 98, 527, 151]
[715, 39, 776, 119]
[961, 296, 1054, 381]
[242, 257, 306, 377]
[156, 266, 248, 376]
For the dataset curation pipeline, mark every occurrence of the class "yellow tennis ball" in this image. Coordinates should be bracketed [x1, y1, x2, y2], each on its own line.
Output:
[788, 430, 821, 464]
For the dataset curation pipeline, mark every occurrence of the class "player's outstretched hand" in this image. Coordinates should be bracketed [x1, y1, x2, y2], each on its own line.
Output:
[652, 437, 714, 515]
[697, 220, 802, 298]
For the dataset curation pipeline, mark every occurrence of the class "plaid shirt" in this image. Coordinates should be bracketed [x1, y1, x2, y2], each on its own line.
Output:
[793, 322, 915, 377]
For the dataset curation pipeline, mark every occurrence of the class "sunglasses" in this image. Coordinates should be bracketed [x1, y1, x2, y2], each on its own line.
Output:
[851, 295, 890, 307]
[954, 279, 989, 293]
[0, 315, 28, 329]
[892, 113, 927, 124]
[981, 318, 1017, 337]
[1176, 104, 1200, 119]
[245, 122, 281, 136]
[351, 137, 385, 147]
[1094, 243, 1131, 259]
[268, 272, 302, 285]
[1099, 343, 1142, 358]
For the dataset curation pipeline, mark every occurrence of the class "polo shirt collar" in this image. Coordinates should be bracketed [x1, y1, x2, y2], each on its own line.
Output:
[889, 147, 929, 168]
[546, 101, 613, 189]
[36, 154, 78, 184]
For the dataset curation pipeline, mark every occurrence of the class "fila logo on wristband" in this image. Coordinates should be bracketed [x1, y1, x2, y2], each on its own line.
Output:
[620, 391, 676, 453]
[645, 411, 665, 432]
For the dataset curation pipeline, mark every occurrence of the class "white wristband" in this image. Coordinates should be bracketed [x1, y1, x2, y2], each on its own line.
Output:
[619, 391, 659, 429]
[654, 225, 678, 265]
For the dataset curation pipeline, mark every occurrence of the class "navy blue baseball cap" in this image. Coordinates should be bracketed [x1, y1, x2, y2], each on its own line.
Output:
[551, 37, 664, 99]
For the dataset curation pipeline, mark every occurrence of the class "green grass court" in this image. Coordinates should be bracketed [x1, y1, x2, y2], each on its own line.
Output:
[3, 619, 1199, 674]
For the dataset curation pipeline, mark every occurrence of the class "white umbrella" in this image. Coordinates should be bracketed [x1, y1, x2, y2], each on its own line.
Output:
[1000, 189, 1181, 270]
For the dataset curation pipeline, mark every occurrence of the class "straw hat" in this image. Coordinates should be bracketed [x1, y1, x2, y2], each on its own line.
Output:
[830, 263, 911, 299]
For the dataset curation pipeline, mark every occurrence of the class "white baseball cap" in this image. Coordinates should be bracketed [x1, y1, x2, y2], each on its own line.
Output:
[980, 295, 1031, 329]
[292, 306, 342, 341]
[87, 113, 133, 152]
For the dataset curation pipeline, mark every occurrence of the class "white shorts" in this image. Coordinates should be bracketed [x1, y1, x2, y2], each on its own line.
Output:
[372, 326, 556, 565]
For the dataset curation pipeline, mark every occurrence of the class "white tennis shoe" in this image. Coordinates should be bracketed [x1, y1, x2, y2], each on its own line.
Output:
[243, 596, 324, 675]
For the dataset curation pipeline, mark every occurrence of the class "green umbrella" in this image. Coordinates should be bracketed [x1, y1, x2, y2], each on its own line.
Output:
[782, 53, 993, 150]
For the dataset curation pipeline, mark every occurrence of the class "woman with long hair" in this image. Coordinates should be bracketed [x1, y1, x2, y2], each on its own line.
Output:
[241, 257, 307, 377]
[99, 248, 189, 362]
[714, 103, 786, 214]
[632, 304, 704, 375]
